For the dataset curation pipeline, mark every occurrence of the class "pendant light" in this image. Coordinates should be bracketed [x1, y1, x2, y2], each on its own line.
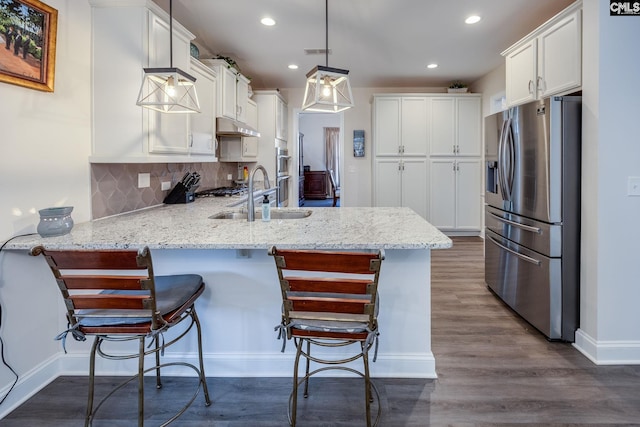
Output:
[136, 0, 200, 113]
[302, 0, 354, 113]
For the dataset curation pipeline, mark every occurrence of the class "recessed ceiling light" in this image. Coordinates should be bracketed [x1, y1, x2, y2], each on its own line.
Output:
[261, 17, 276, 26]
[288, 64, 299, 70]
[427, 63, 438, 69]
[465, 15, 481, 24]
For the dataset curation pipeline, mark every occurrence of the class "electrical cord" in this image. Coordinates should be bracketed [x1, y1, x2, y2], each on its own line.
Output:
[0, 233, 37, 406]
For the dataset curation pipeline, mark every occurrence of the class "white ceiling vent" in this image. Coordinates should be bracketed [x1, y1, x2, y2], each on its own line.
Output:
[304, 48, 332, 55]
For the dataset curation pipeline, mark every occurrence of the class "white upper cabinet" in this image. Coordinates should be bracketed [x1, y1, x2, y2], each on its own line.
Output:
[89, 0, 217, 163]
[147, 12, 191, 155]
[503, 2, 582, 107]
[373, 96, 428, 157]
[188, 58, 217, 156]
[201, 59, 251, 123]
[236, 74, 250, 124]
[275, 95, 288, 141]
[429, 96, 481, 157]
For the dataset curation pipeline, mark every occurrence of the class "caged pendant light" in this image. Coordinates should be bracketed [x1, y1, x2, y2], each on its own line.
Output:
[136, 0, 200, 113]
[302, 0, 354, 113]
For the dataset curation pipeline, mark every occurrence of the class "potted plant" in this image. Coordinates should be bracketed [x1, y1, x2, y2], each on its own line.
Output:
[448, 81, 468, 93]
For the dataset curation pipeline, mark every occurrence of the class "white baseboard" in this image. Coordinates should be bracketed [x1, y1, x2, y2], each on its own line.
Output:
[0, 354, 60, 420]
[574, 329, 640, 365]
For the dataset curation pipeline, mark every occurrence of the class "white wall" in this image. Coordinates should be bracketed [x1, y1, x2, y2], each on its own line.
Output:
[298, 112, 340, 171]
[0, 1, 92, 240]
[0, 0, 92, 413]
[574, 0, 640, 363]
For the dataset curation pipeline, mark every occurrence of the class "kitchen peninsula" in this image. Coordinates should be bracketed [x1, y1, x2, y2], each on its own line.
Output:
[2, 199, 451, 398]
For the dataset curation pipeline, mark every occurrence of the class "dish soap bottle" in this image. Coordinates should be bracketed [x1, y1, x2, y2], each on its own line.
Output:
[262, 194, 271, 222]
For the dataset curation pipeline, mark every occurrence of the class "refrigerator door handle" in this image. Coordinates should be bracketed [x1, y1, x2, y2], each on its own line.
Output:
[487, 235, 542, 266]
[488, 212, 542, 234]
[497, 119, 509, 202]
[503, 118, 516, 200]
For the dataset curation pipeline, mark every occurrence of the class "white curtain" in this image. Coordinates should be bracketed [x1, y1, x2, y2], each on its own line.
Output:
[324, 127, 340, 188]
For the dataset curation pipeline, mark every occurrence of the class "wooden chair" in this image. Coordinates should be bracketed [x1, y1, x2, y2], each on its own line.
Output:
[328, 169, 340, 207]
[30, 246, 211, 427]
[269, 246, 385, 426]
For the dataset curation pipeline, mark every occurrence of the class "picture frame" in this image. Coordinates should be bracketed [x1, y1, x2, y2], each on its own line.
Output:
[353, 130, 365, 157]
[0, 0, 58, 92]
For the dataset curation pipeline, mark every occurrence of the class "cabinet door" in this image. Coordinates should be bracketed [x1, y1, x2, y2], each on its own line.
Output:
[429, 159, 456, 229]
[401, 158, 428, 219]
[236, 74, 249, 123]
[275, 96, 288, 141]
[218, 66, 237, 120]
[456, 160, 482, 230]
[374, 97, 401, 156]
[189, 60, 216, 156]
[505, 38, 537, 107]
[429, 98, 455, 156]
[147, 12, 190, 154]
[538, 10, 581, 98]
[401, 97, 428, 156]
[456, 97, 481, 156]
[243, 100, 258, 158]
[374, 159, 402, 207]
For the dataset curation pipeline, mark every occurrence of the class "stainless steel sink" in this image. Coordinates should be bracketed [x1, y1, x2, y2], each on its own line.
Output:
[209, 209, 312, 220]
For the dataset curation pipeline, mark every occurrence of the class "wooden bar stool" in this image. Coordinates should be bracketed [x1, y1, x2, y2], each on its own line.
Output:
[269, 246, 385, 426]
[30, 245, 211, 427]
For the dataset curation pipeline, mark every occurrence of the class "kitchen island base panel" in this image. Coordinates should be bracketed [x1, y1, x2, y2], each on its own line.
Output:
[1, 248, 434, 393]
[147, 248, 436, 378]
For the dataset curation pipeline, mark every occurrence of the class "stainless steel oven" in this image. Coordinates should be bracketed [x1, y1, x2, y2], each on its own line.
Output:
[276, 147, 290, 177]
[277, 176, 289, 207]
[276, 142, 290, 207]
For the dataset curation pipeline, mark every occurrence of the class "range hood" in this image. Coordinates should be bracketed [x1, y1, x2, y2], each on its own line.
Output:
[216, 117, 260, 137]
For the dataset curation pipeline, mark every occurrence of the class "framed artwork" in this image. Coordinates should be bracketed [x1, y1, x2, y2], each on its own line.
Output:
[0, 0, 58, 92]
[353, 130, 365, 157]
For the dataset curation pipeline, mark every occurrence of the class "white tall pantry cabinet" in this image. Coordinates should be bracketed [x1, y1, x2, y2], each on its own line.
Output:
[373, 94, 482, 234]
[372, 97, 429, 219]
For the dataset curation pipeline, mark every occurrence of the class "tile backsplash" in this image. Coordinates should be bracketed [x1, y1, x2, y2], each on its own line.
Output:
[91, 162, 238, 219]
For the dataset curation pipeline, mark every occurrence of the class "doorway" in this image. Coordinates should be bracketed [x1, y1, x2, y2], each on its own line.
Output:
[296, 111, 343, 207]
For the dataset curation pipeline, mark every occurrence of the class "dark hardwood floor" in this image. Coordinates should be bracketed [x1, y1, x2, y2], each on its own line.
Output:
[3, 237, 640, 425]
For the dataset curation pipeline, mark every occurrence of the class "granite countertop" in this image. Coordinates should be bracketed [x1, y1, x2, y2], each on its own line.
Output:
[5, 197, 452, 251]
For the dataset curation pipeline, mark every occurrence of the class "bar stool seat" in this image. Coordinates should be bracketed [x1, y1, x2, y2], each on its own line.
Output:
[30, 245, 211, 427]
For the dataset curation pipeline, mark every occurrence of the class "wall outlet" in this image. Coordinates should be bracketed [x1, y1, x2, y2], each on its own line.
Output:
[227, 173, 233, 180]
[628, 176, 640, 196]
[138, 173, 150, 188]
[161, 181, 171, 191]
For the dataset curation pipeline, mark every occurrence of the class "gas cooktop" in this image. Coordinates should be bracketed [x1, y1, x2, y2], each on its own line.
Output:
[194, 187, 247, 197]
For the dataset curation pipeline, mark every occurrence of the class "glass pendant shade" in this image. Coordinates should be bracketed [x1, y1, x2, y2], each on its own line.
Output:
[302, 65, 354, 113]
[137, 67, 200, 113]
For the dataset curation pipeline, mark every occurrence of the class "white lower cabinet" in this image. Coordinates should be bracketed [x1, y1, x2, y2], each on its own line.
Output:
[429, 159, 481, 231]
[374, 158, 427, 219]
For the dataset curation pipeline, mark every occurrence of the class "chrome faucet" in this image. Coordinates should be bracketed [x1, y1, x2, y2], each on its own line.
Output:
[247, 165, 271, 221]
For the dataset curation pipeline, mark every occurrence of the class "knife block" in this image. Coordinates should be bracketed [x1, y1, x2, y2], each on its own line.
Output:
[163, 182, 196, 204]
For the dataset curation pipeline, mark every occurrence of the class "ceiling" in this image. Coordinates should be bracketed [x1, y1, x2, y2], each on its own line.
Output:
[152, 0, 576, 90]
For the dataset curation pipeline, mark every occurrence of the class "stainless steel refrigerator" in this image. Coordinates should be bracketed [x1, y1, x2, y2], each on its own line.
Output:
[484, 96, 581, 342]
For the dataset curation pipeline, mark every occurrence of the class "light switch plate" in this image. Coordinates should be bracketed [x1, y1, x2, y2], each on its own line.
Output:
[628, 176, 640, 196]
[138, 173, 150, 188]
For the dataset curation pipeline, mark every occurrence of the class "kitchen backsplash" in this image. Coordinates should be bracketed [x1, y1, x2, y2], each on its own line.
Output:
[91, 162, 238, 219]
